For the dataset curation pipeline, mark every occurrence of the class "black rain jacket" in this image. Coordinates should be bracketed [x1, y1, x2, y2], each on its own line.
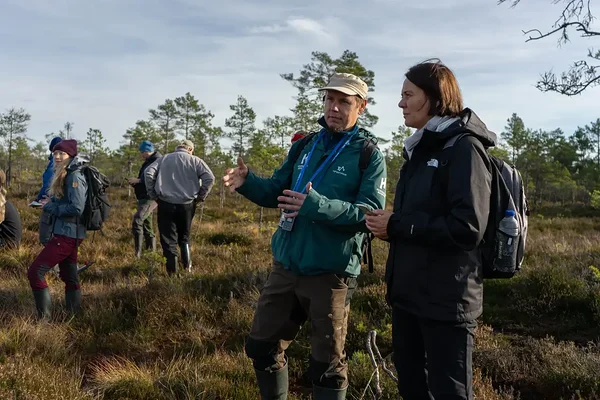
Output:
[385, 108, 495, 322]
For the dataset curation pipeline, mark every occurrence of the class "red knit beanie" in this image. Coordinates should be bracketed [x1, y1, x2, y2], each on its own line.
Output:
[53, 139, 78, 157]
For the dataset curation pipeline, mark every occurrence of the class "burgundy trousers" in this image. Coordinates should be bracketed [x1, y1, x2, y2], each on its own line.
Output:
[28, 234, 82, 291]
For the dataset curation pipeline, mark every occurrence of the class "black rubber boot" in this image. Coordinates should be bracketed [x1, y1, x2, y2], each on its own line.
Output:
[134, 233, 144, 258]
[180, 243, 192, 273]
[313, 384, 348, 400]
[166, 255, 178, 276]
[65, 289, 82, 314]
[255, 363, 288, 400]
[145, 236, 156, 252]
[33, 288, 51, 319]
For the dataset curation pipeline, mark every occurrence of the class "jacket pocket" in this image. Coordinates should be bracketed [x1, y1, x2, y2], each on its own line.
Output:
[404, 164, 438, 211]
[389, 242, 429, 305]
[39, 210, 54, 245]
[427, 249, 473, 306]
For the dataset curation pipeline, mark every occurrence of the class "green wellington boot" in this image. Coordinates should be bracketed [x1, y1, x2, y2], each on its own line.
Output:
[313, 384, 348, 400]
[254, 363, 288, 400]
[33, 288, 51, 319]
[65, 289, 82, 314]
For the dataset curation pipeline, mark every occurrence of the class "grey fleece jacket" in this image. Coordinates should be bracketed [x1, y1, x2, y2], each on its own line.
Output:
[144, 148, 215, 205]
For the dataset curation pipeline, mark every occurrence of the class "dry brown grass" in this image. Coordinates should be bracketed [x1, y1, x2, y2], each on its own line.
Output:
[0, 187, 599, 399]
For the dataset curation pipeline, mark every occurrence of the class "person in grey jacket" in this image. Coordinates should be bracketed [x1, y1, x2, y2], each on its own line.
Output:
[27, 139, 88, 319]
[145, 139, 215, 275]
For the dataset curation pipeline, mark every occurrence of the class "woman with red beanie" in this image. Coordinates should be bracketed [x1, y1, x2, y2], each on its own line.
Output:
[28, 139, 89, 319]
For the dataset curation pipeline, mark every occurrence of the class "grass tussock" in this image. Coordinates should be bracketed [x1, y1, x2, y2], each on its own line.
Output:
[89, 352, 261, 400]
[0, 190, 599, 399]
[476, 332, 600, 399]
[0, 354, 92, 400]
[206, 231, 253, 246]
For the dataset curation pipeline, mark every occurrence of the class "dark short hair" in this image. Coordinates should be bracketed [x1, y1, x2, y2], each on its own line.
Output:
[405, 59, 463, 117]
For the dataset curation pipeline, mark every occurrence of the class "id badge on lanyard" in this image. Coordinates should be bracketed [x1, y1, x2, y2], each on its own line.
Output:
[279, 131, 354, 232]
[278, 212, 296, 231]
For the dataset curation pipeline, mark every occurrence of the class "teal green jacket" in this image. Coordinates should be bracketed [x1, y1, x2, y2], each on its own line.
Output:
[237, 119, 387, 277]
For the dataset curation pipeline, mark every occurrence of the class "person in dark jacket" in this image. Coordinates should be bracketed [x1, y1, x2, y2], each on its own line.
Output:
[35, 136, 63, 203]
[0, 170, 22, 249]
[28, 139, 88, 319]
[366, 60, 494, 400]
[128, 140, 162, 258]
[37, 137, 63, 245]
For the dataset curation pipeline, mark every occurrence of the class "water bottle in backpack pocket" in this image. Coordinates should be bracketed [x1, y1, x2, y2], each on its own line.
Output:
[443, 132, 529, 279]
[493, 210, 520, 274]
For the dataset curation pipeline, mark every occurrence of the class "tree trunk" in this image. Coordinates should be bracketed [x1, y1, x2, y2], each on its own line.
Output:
[219, 180, 225, 209]
[596, 134, 600, 167]
[198, 202, 205, 224]
[186, 117, 189, 141]
[7, 130, 13, 187]
[127, 157, 133, 198]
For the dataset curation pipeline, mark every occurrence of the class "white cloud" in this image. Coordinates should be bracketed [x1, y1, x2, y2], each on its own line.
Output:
[287, 17, 330, 38]
[249, 16, 336, 42]
[249, 24, 287, 34]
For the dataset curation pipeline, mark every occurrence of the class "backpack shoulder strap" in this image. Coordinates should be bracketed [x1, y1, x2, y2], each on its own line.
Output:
[288, 131, 318, 165]
[443, 132, 472, 150]
[357, 130, 379, 273]
[359, 136, 378, 172]
[362, 232, 375, 273]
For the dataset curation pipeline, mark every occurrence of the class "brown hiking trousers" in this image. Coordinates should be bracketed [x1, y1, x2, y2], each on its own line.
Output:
[245, 260, 357, 389]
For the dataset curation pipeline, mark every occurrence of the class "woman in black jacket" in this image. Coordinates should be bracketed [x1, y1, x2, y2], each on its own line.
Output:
[366, 60, 495, 400]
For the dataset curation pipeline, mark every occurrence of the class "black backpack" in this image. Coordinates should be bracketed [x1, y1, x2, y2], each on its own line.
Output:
[81, 165, 111, 231]
[288, 130, 379, 272]
[445, 133, 529, 279]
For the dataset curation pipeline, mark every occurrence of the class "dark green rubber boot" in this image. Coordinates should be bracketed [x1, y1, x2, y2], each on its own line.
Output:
[33, 288, 51, 319]
[255, 363, 288, 400]
[65, 289, 82, 314]
[134, 233, 144, 258]
[313, 384, 348, 400]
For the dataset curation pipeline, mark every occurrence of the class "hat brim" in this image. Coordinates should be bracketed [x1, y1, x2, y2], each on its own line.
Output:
[319, 86, 366, 99]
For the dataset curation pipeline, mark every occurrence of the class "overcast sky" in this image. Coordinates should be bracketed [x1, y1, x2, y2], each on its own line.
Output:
[0, 0, 598, 150]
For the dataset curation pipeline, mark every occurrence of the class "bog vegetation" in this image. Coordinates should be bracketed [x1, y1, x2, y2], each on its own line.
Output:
[1, 14, 600, 395]
[1, 187, 600, 399]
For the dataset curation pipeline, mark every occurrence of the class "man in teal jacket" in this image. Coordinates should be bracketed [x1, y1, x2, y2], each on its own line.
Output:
[223, 73, 387, 400]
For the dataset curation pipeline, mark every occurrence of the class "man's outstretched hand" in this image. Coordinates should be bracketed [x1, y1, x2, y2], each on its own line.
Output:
[222, 157, 249, 193]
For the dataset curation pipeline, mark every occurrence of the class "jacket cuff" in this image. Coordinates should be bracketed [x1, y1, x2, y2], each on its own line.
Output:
[236, 170, 257, 196]
[387, 211, 429, 239]
[42, 202, 56, 215]
[298, 188, 322, 218]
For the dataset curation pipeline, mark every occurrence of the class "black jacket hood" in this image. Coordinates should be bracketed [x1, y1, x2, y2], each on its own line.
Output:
[421, 108, 497, 150]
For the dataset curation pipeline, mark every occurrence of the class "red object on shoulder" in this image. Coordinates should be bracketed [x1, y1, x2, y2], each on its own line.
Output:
[291, 131, 307, 143]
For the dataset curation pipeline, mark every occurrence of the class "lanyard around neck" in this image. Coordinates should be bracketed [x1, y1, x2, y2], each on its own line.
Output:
[292, 131, 355, 194]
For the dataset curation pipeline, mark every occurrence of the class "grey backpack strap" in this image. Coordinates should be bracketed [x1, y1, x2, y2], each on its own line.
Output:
[443, 132, 470, 150]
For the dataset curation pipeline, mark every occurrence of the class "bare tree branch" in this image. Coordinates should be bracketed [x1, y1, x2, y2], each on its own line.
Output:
[500, 0, 599, 95]
[537, 61, 600, 95]
[523, 22, 600, 42]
